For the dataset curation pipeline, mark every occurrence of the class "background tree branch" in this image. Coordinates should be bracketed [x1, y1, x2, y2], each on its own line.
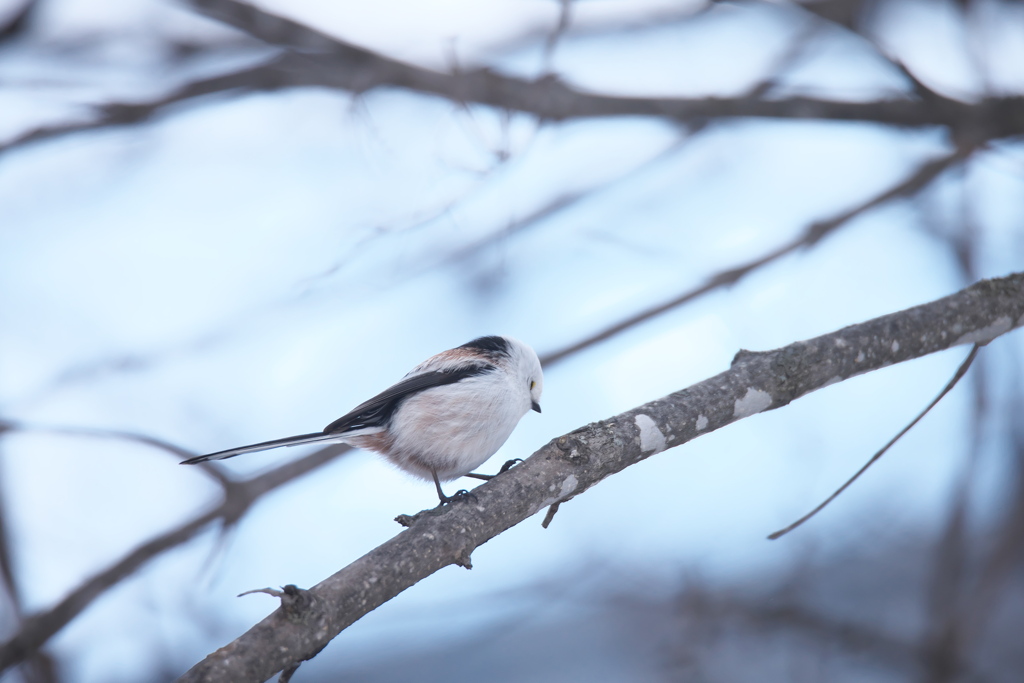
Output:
[6, 0, 1024, 159]
[0, 444, 352, 673]
[180, 272, 1024, 682]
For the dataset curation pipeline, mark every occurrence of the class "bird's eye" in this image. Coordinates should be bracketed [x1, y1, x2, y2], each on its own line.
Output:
[530, 380, 536, 390]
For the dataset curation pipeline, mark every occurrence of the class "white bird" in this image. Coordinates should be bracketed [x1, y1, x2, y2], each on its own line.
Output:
[181, 335, 544, 503]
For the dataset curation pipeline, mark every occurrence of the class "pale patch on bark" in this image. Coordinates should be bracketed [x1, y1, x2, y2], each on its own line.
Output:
[559, 474, 578, 498]
[635, 414, 667, 454]
[540, 474, 580, 510]
[954, 316, 1012, 346]
[695, 414, 709, 431]
[734, 388, 772, 418]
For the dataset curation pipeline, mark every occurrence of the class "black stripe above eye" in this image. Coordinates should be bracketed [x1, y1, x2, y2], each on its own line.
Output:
[459, 335, 511, 357]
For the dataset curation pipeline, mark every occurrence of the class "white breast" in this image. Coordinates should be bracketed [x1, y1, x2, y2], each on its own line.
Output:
[382, 371, 529, 481]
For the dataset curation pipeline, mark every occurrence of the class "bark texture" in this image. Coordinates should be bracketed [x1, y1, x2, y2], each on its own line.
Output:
[179, 273, 1024, 683]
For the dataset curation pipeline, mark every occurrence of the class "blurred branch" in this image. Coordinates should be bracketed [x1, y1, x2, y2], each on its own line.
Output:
[541, 0, 573, 72]
[180, 0, 1019, 135]
[679, 588, 921, 671]
[923, 468, 974, 683]
[675, 578, 994, 682]
[184, 0, 1024, 134]
[0, 419, 198, 460]
[0, 0, 37, 44]
[0, 426, 57, 683]
[0, 459, 22, 626]
[434, 137, 692, 277]
[0, 419, 235, 490]
[488, 0, 711, 57]
[0, 444, 352, 674]
[788, 0, 955, 106]
[933, 384, 1024, 681]
[746, 19, 824, 99]
[0, 57, 301, 156]
[539, 146, 969, 367]
[179, 273, 1024, 683]
[5, 0, 1023, 158]
[793, 0, 868, 31]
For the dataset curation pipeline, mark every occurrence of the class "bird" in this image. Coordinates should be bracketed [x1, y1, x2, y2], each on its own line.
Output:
[181, 335, 543, 503]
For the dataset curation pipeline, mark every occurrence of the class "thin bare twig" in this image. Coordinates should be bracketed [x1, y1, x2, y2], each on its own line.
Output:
[541, 0, 573, 73]
[768, 344, 981, 540]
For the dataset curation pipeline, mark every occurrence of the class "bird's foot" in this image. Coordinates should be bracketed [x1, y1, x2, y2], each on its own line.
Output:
[438, 488, 475, 506]
[463, 459, 524, 482]
[498, 458, 523, 474]
[395, 488, 477, 527]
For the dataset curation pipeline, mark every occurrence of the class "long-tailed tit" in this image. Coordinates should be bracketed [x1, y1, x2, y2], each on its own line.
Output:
[181, 335, 543, 503]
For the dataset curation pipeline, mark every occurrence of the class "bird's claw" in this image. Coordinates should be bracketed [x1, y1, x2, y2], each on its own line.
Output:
[439, 489, 475, 505]
[498, 458, 523, 474]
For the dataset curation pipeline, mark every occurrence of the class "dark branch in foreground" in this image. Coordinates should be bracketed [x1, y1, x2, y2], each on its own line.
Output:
[179, 273, 1024, 683]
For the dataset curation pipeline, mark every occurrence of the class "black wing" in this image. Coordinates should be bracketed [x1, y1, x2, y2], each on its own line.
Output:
[323, 364, 493, 434]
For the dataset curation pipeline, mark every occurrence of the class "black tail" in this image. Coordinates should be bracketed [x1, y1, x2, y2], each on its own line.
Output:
[180, 432, 342, 465]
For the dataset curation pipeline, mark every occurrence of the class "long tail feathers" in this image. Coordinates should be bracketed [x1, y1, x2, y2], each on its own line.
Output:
[180, 432, 343, 465]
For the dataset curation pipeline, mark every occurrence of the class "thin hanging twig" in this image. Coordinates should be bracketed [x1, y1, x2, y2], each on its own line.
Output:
[768, 344, 982, 540]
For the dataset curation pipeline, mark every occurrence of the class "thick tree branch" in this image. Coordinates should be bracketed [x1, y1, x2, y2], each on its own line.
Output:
[179, 273, 1024, 683]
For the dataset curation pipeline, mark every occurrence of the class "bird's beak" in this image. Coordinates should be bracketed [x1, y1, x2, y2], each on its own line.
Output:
[531, 401, 542, 413]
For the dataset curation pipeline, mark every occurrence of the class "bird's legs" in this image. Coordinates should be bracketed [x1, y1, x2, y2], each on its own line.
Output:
[462, 458, 523, 481]
[431, 459, 523, 505]
[431, 469, 470, 505]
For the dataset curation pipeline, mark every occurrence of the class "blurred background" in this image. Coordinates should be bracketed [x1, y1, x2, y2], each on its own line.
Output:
[1, 0, 1023, 681]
